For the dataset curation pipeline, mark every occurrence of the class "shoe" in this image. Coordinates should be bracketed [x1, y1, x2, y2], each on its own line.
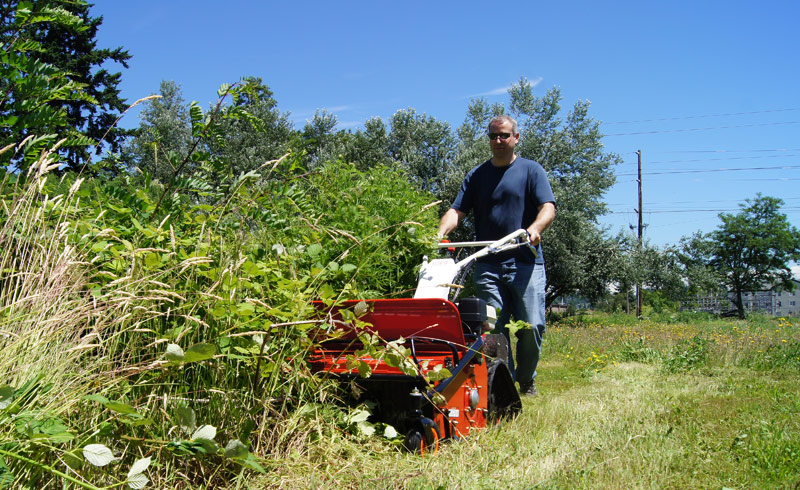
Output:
[519, 379, 538, 396]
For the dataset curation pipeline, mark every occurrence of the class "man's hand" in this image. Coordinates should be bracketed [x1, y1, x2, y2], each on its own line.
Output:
[526, 228, 542, 246]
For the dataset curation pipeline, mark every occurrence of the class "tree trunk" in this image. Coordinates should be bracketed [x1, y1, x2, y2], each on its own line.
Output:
[735, 289, 746, 319]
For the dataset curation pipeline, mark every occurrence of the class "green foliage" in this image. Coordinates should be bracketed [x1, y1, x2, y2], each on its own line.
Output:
[617, 337, 662, 363]
[0, 74, 440, 487]
[205, 76, 293, 176]
[1, 0, 130, 171]
[387, 108, 456, 196]
[288, 159, 438, 297]
[662, 335, 711, 373]
[745, 340, 800, 371]
[690, 194, 800, 319]
[118, 80, 192, 181]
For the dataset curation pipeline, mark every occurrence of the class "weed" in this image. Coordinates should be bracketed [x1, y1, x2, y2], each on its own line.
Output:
[662, 335, 711, 373]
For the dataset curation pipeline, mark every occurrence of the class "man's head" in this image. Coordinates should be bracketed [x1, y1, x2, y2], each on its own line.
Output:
[487, 115, 519, 165]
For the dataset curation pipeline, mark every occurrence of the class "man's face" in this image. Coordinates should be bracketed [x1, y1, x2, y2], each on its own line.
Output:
[488, 120, 519, 158]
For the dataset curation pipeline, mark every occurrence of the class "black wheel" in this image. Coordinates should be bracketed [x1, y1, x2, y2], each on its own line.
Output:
[487, 359, 522, 422]
[403, 425, 440, 455]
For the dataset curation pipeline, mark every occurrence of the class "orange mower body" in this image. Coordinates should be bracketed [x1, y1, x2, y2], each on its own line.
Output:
[309, 297, 521, 452]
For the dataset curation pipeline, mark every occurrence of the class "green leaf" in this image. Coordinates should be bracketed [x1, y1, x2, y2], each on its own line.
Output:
[83, 444, 115, 467]
[192, 424, 217, 441]
[384, 350, 406, 369]
[83, 394, 110, 405]
[165, 343, 185, 362]
[210, 302, 229, 319]
[127, 457, 151, 477]
[144, 252, 161, 268]
[357, 360, 372, 378]
[224, 439, 249, 459]
[194, 438, 219, 455]
[307, 243, 322, 257]
[244, 453, 266, 473]
[63, 449, 83, 470]
[0, 456, 14, 488]
[426, 365, 452, 382]
[236, 302, 255, 318]
[318, 283, 335, 301]
[105, 402, 138, 415]
[127, 472, 149, 490]
[176, 405, 196, 433]
[0, 386, 14, 410]
[184, 343, 216, 363]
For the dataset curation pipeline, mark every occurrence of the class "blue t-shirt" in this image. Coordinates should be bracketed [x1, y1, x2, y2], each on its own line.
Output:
[452, 157, 555, 265]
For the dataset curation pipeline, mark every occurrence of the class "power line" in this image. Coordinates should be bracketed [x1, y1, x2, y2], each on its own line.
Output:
[618, 153, 799, 166]
[617, 164, 800, 177]
[602, 108, 800, 125]
[656, 148, 800, 154]
[722, 177, 800, 182]
[607, 197, 800, 207]
[606, 207, 800, 214]
[605, 120, 800, 137]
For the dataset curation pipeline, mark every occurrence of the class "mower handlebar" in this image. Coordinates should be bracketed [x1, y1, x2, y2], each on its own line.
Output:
[444, 229, 536, 270]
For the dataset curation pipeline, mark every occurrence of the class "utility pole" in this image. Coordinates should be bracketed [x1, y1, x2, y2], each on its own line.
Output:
[636, 149, 643, 318]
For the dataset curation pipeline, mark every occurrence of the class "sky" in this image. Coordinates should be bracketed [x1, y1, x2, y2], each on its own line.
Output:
[90, 1, 800, 270]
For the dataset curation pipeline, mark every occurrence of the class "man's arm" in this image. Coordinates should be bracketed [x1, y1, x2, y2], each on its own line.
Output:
[526, 202, 556, 246]
[438, 208, 465, 238]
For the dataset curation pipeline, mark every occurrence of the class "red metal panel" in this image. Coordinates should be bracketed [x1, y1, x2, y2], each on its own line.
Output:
[314, 298, 466, 347]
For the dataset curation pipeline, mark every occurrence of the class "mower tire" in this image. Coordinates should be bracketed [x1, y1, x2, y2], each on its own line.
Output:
[487, 359, 522, 422]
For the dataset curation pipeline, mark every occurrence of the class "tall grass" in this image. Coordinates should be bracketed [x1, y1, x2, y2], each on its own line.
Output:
[0, 141, 441, 488]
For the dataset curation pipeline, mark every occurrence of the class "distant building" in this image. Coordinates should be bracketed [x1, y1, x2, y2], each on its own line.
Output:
[774, 279, 800, 317]
[681, 279, 800, 317]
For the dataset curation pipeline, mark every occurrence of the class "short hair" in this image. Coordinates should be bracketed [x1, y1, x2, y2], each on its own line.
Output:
[488, 115, 518, 134]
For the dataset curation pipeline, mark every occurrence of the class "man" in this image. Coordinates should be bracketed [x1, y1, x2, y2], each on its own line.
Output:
[438, 115, 555, 395]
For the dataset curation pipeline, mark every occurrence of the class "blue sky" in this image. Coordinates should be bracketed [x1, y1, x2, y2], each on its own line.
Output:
[92, 1, 799, 262]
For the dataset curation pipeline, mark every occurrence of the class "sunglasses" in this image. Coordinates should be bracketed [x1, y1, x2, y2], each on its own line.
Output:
[488, 132, 513, 140]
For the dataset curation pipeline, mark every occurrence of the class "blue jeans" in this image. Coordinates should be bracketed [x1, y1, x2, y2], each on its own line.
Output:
[474, 261, 546, 385]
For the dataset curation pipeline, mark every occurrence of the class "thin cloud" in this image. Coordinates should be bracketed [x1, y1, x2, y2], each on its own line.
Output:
[322, 105, 353, 113]
[467, 77, 544, 98]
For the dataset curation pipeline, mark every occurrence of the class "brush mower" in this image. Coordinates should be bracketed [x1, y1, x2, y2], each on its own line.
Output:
[308, 229, 531, 453]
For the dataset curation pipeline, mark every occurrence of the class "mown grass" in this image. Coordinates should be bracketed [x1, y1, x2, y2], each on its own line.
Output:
[251, 313, 800, 489]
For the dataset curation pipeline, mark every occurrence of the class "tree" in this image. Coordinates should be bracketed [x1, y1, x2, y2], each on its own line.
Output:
[299, 108, 345, 168]
[343, 116, 392, 171]
[387, 108, 456, 196]
[1, 1, 95, 170]
[118, 80, 192, 182]
[676, 231, 725, 296]
[706, 194, 800, 319]
[1, 0, 130, 170]
[207, 76, 292, 176]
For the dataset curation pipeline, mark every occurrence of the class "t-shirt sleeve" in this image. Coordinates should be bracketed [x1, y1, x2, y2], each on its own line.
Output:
[451, 170, 474, 213]
[529, 164, 555, 207]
